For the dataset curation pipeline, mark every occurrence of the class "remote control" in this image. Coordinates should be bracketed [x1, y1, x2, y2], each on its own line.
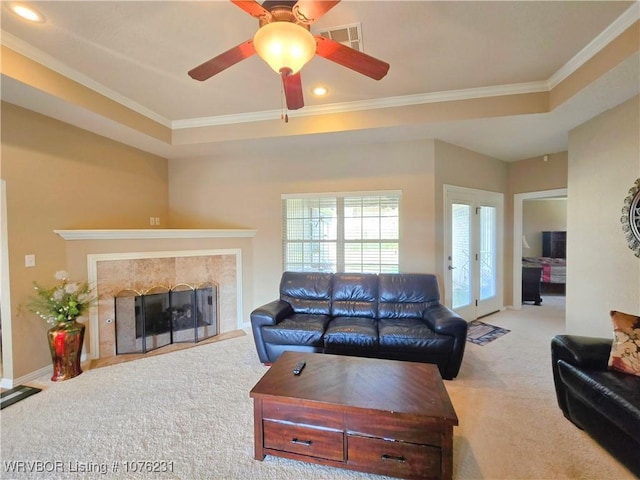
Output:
[293, 361, 306, 375]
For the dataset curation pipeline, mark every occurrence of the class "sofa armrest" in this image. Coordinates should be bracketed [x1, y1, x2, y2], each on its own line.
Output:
[251, 300, 293, 327]
[551, 335, 612, 370]
[424, 304, 468, 379]
[550, 335, 612, 416]
[424, 304, 467, 337]
[250, 300, 293, 363]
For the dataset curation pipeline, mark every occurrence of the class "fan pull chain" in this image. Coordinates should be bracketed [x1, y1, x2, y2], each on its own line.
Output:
[280, 77, 289, 123]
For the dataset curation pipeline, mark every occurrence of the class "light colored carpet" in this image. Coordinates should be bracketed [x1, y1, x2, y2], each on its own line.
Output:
[0, 296, 635, 479]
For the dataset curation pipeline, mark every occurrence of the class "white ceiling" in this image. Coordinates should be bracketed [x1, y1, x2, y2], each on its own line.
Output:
[1, 1, 639, 161]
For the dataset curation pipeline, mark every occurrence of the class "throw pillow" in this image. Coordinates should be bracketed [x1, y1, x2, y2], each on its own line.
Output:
[608, 310, 640, 376]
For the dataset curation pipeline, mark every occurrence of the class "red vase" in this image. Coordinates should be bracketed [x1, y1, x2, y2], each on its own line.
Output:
[47, 320, 86, 381]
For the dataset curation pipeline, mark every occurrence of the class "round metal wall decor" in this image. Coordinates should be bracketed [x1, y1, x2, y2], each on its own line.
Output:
[621, 178, 640, 258]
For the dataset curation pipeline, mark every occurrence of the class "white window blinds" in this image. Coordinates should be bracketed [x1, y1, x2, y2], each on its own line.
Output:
[282, 191, 400, 273]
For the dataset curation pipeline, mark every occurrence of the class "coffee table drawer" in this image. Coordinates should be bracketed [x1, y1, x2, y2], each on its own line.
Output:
[263, 401, 343, 429]
[347, 435, 441, 479]
[347, 410, 443, 446]
[263, 420, 345, 461]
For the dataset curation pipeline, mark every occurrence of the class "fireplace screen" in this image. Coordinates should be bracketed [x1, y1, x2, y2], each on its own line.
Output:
[114, 283, 218, 355]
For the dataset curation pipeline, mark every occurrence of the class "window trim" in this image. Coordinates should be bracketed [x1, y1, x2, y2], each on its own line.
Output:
[281, 190, 402, 200]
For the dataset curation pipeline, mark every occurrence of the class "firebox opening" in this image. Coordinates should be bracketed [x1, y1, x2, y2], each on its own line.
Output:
[115, 283, 219, 355]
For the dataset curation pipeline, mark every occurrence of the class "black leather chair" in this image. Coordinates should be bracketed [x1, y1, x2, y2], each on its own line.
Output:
[551, 335, 640, 476]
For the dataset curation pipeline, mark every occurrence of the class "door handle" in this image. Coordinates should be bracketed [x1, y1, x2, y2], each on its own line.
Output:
[448, 265, 456, 270]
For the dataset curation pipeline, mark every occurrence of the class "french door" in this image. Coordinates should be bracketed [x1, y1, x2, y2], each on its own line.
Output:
[444, 185, 503, 321]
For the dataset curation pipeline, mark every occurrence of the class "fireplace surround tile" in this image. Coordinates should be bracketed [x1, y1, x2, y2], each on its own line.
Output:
[94, 253, 238, 359]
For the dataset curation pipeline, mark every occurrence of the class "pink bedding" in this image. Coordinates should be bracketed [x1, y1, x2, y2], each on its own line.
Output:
[523, 257, 566, 284]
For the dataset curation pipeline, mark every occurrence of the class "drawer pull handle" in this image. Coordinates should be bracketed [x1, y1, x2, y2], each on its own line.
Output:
[381, 454, 406, 463]
[290, 438, 313, 447]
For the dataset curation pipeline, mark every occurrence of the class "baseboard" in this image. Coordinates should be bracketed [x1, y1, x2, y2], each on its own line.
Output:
[0, 352, 89, 389]
[0, 364, 52, 389]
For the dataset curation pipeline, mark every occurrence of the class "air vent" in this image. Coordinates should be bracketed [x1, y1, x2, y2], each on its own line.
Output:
[317, 22, 363, 52]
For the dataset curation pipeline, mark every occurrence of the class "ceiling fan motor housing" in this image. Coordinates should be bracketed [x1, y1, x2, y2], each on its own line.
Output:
[258, 5, 312, 30]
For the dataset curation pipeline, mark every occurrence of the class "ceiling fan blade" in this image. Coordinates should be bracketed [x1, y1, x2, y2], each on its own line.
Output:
[282, 70, 304, 110]
[231, 0, 270, 18]
[292, 0, 340, 24]
[315, 36, 389, 81]
[188, 40, 256, 81]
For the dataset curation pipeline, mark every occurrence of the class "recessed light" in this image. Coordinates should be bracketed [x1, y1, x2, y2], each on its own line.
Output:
[10, 3, 45, 23]
[312, 86, 328, 96]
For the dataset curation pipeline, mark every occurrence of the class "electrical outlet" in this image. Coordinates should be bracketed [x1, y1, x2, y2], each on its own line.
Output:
[25, 254, 36, 267]
[154, 217, 160, 226]
[149, 216, 155, 226]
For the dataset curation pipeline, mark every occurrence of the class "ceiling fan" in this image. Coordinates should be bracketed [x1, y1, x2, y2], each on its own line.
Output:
[188, 0, 390, 111]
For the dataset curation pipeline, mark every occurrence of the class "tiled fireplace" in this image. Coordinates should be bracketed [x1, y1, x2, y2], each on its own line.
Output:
[90, 250, 240, 359]
[55, 229, 256, 361]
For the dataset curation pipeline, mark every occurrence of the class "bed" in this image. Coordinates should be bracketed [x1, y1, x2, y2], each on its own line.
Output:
[523, 256, 566, 284]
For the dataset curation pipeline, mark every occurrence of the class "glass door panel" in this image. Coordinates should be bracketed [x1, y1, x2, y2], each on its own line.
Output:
[479, 206, 496, 301]
[452, 203, 472, 310]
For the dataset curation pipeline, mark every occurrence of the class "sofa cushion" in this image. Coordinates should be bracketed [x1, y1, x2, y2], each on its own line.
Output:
[608, 310, 640, 377]
[261, 314, 330, 346]
[324, 317, 378, 351]
[378, 318, 454, 353]
[558, 360, 640, 441]
[331, 273, 378, 318]
[378, 273, 440, 320]
[280, 271, 333, 315]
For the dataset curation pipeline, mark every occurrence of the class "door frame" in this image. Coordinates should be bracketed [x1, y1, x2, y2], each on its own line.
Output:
[513, 188, 567, 308]
[1, 179, 13, 386]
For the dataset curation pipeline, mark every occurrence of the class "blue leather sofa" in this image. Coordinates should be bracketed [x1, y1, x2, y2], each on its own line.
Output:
[250, 271, 468, 379]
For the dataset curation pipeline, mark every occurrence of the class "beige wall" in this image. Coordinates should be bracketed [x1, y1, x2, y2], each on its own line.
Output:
[508, 152, 569, 194]
[523, 199, 568, 256]
[506, 152, 569, 303]
[169, 139, 438, 307]
[433, 140, 509, 300]
[566, 95, 640, 336]
[1, 102, 169, 378]
[169, 139, 514, 309]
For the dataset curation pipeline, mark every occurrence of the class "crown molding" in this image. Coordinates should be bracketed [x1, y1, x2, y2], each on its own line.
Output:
[0, 31, 172, 128]
[547, 2, 640, 89]
[53, 229, 257, 240]
[171, 81, 550, 129]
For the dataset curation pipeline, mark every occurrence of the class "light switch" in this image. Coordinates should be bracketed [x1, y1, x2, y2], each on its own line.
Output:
[25, 254, 36, 267]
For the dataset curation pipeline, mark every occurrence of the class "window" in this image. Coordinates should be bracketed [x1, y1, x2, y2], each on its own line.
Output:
[282, 191, 400, 273]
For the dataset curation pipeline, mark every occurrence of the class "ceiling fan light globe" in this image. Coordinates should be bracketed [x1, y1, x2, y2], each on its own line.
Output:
[253, 22, 316, 75]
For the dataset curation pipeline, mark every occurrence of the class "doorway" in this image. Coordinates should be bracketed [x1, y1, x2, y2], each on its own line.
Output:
[444, 185, 504, 321]
[513, 188, 568, 308]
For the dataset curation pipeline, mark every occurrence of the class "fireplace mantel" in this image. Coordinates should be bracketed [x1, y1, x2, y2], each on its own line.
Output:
[54, 229, 257, 240]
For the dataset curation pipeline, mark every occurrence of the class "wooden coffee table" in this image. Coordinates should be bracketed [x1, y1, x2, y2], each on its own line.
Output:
[250, 352, 458, 480]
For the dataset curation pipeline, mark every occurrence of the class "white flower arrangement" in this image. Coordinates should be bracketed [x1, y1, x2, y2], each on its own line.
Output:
[28, 270, 96, 325]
